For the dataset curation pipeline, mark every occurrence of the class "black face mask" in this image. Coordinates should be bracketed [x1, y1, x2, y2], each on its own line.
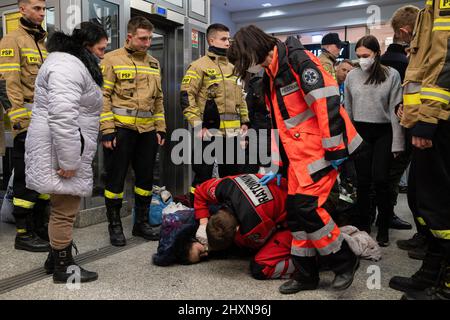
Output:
[209, 46, 228, 56]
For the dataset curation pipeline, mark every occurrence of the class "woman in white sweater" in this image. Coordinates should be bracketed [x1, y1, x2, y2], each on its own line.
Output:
[344, 35, 404, 247]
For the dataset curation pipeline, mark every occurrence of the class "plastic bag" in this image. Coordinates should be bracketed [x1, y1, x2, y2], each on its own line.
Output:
[0, 170, 15, 224]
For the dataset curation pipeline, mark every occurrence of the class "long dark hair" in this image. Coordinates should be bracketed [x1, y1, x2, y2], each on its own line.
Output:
[355, 35, 388, 85]
[228, 25, 279, 77]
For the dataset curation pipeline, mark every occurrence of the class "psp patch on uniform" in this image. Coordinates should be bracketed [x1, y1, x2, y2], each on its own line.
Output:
[100, 65, 105, 73]
[206, 68, 217, 76]
[280, 82, 300, 96]
[0, 49, 14, 57]
[441, 0, 450, 10]
[27, 55, 40, 64]
[182, 76, 191, 84]
[150, 62, 159, 69]
[302, 68, 320, 86]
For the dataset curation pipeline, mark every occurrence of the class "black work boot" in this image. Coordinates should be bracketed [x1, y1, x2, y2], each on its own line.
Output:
[132, 206, 159, 241]
[53, 243, 98, 284]
[401, 263, 450, 300]
[279, 256, 319, 294]
[389, 251, 443, 292]
[14, 217, 50, 252]
[328, 241, 360, 291]
[408, 245, 427, 260]
[397, 233, 427, 251]
[106, 207, 126, 247]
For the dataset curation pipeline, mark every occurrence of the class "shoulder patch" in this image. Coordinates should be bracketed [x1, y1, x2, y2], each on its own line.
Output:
[100, 65, 105, 73]
[206, 68, 217, 76]
[150, 62, 159, 69]
[0, 49, 14, 57]
[302, 68, 320, 86]
[440, 0, 450, 10]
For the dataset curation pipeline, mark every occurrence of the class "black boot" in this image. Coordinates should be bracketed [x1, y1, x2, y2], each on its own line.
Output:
[390, 214, 412, 230]
[401, 261, 450, 300]
[408, 245, 427, 260]
[279, 256, 319, 294]
[397, 233, 427, 251]
[52, 243, 98, 284]
[44, 250, 54, 274]
[14, 216, 50, 252]
[106, 207, 126, 247]
[132, 206, 159, 241]
[389, 251, 443, 292]
[327, 241, 360, 290]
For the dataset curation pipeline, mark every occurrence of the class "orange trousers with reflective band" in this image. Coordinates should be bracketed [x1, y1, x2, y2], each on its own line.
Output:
[286, 164, 342, 258]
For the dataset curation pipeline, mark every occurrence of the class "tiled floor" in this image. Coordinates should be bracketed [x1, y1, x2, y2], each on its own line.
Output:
[0, 194, 420, 300]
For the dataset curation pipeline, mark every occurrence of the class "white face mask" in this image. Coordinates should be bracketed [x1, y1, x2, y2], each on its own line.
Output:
[247, 63, 263, 74]
[359, 57, 375, 72]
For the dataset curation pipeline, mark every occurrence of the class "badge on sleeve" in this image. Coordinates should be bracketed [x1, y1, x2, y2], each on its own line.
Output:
[0, 49, 14, 57]
[302, 68, 320, 86]
[441, 0, 450, 10]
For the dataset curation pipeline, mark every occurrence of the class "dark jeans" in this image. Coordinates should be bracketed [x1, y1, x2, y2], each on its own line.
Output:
[353, 122, 393, 235]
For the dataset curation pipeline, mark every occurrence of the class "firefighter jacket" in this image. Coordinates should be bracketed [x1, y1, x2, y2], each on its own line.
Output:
[0, 18, 47, 136]
[180, 50, 250, 137]
[318, 49, 337, 80]
[263, 37, 362, 187]
[100, 44, 166, 135]
[402, 0, 450, 139]
[194, 173, 288, 249]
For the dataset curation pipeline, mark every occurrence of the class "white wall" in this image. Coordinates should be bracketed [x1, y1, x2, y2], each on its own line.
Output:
[211, 4, 236, 35]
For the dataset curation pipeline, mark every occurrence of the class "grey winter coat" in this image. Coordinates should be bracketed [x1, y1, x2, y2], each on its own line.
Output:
[25, 37, 103, 197]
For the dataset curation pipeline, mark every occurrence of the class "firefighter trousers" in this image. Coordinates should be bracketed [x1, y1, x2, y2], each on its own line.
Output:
[191, 136, 245, 194]
[103, 127, 158, 210]
[12, 132, 49, 231]
[410, 120, 450, 254]
[286, 164, 356, 282]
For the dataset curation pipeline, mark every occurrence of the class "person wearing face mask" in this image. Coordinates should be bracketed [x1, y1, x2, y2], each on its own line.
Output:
[228, 25, 363, 294]
[319, 33, 344, 80]
[24, 22, 108, 283]
[0, 0, 50, 252]
[344, 35, 404, 247]
[180, 24, 250, 206]
[100, 17, 167, 246]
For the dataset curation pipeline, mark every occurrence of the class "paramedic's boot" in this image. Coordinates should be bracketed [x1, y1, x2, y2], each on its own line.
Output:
[132, 206, 159, 241]
[279, 257, 319, 294]
[14, 216, 50, 252]
[389, 251, 443, 292]
[397, 233, 427, 251]
[329, 241, 360, 290]
[52, 243, 98, 283]
[106, 207, 126, 247]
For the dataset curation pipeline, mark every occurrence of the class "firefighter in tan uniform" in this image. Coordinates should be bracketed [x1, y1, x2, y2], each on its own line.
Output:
[318, 33, 344, 80]
[100, 16, 166, 246]
[0, 0, 49, 252]
[396, 0, 450, 300]
[181, 24, 250, 203]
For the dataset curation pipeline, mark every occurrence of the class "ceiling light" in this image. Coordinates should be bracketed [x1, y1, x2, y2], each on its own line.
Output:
[262, 3, 272, 7]
[259, 10, 285, 18]
[337, 0, 369, 8]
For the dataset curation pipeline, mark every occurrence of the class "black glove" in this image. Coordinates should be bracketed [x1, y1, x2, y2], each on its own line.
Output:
[101, 132, 116, 142]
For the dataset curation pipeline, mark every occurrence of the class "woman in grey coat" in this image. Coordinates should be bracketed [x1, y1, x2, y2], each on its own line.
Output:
[25, 22, 107, 283]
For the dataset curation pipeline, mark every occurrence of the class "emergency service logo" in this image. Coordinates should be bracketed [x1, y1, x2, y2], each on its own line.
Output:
[302, 68, 320, 86]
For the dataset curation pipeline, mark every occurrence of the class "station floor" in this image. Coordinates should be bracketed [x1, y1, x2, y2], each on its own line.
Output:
[0, 194, 421, 300]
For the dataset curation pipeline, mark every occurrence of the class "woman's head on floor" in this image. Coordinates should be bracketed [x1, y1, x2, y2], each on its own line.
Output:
[171, 206, 239, 265]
